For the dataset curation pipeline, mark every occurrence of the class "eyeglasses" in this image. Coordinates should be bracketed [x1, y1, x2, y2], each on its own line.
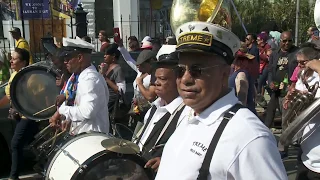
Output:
[281, 39, 293, 43]
[175, 64, 220, 78]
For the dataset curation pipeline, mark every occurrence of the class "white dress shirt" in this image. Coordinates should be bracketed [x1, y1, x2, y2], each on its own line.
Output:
[118, 46, 151, 92]
[156, 90, 287, 180]
[59, 65, 110, 134]
[136, 96, 186, 151]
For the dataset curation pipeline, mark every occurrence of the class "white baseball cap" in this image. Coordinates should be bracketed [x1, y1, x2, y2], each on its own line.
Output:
[141, 36, 152, 43]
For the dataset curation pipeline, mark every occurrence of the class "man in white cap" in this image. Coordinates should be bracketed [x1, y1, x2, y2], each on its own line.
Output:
[49, 37, 110, 134]
[134, 45, 188, 172]
[141, 36, 152, 44]
[155, 22, 287, 179]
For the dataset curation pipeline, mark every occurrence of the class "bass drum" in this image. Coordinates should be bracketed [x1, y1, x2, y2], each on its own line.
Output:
[10, 61, 61, 121]
[45, 132, 154, 180]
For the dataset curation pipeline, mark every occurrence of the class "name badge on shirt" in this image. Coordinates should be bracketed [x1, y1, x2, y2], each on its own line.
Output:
[190, 141, 208, 157]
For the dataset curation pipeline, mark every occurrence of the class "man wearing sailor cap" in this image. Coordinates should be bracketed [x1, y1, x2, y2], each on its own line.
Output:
[155, 22, 287, 179]
[134, 45, 189, 172]
[49, 37, 110, 134]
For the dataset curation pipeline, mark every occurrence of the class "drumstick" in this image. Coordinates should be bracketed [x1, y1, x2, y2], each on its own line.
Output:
[33, 105, 55, 116]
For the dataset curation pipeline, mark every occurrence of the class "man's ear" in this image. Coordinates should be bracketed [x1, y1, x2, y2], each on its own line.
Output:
[78, 54, 83, 62]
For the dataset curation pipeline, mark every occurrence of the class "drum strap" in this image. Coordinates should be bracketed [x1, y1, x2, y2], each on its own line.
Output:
[197, 103, 244, 180]
[135, 105, 157, 144]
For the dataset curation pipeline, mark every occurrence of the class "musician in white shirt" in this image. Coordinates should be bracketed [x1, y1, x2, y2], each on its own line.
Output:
[156, 22, 287, 180]
[134, 45, 189, 172]
[49, 37, 109, 134]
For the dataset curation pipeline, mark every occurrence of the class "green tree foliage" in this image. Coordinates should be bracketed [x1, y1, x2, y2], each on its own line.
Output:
[231, 0, 316, 43]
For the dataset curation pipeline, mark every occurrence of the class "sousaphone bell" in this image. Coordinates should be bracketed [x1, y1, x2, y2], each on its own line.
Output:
[170, 0, 232, 33]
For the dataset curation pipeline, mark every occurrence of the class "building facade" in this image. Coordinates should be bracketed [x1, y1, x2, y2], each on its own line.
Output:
[0, 0, 173, 53]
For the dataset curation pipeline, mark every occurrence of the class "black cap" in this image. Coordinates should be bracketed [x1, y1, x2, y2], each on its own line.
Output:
[154, 45, 178, 66]
[136, 50, 156, 65]
[105, 43, 120, 58]
[9, 27, 21, 34]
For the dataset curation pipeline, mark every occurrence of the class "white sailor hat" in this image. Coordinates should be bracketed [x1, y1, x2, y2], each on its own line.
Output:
[62, 36, 95, 54]
[155, 45, 178, 66]
[175, 21, 241, 65]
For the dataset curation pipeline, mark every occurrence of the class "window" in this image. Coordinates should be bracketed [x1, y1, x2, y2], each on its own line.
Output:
[94, 0, 114, 38]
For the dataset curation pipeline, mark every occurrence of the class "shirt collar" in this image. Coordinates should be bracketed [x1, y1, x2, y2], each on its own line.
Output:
[191, 89, 239, 126]
[152, 96, 183, 114]
[78, 64, 96, 80]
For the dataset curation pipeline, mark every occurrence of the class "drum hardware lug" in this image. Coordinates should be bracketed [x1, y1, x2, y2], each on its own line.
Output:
[117, 153, 124, 158]
[56, 144, 83, 170]
[78, 164, 88, 174]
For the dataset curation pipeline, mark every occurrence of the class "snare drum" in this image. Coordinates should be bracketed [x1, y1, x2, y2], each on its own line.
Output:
[44, 132, 155, 180]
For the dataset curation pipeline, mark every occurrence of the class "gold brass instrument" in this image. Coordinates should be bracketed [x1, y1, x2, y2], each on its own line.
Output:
[283, 83, 319, 127]
[283, 69, 319, 127]
[280, 70, 319, 145]
[170, 0, 232, 33]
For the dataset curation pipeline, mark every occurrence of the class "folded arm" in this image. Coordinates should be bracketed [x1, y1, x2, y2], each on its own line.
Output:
[235, 72, 248, 106]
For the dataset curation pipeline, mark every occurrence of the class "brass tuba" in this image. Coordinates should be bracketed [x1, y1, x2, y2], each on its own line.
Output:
[170, 0, 232, 33]
[280, 71, 319, 146]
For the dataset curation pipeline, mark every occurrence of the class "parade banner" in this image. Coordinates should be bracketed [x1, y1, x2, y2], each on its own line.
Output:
[0, 0, 80, 20]
[22, 0, 50, 19]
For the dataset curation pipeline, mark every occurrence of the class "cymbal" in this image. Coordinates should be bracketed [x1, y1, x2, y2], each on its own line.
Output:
[101, 138, 140, 154]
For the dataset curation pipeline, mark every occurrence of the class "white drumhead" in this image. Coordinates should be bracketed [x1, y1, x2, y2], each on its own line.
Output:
[46, 133, 110, 180]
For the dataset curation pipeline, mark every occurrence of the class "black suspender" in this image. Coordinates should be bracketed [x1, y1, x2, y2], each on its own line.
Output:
[197, 103, 244, 180]
[135, 106, 157, 144]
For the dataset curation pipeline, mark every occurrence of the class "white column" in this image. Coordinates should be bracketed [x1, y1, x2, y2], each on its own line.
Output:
[113, 0, 140, 48]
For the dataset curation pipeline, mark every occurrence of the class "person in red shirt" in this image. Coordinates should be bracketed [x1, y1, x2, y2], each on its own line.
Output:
[98, 30, 110, 52]
[256, 33, 272, 106]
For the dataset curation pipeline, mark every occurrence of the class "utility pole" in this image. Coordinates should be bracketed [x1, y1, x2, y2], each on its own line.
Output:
[295, 0, 300, 46]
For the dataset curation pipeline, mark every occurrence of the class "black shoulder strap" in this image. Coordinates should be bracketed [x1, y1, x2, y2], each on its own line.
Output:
[197, 103, 245, 180]
[135, 105, 157, 144]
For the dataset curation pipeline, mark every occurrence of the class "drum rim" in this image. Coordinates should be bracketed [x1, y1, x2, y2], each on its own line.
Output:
[45, 132, 110, 178]
[10, 65, 60, 121]
[70, 151, 155, 180]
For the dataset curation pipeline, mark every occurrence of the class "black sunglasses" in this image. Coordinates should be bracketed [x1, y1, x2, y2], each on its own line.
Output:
[175, 64, 220, 78]
[281, 39, 293, 43]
